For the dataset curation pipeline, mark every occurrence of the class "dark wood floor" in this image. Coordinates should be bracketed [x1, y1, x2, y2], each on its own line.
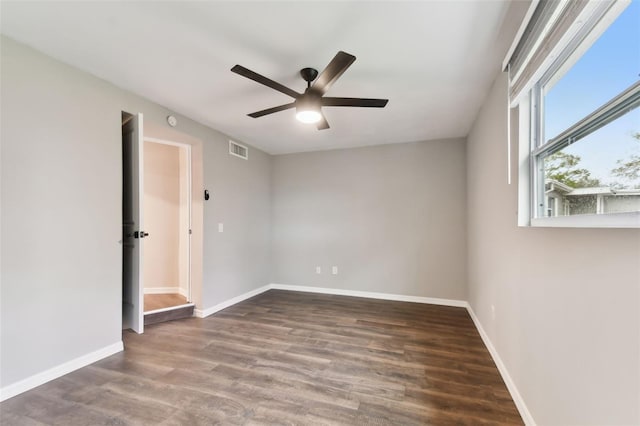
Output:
[1, 290, 523, 425]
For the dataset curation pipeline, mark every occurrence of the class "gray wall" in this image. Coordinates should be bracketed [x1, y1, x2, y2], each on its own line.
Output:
[0, 36, 271, 388]
[272, 140, 467, 300]
[5, 31, 637, 426]
[467, 72, 640, 425]
[203, 135, 271, 306]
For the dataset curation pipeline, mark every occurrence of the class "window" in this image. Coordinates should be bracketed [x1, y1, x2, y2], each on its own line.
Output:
[512, 0, 640, 227]
[546, 196, 556, 217]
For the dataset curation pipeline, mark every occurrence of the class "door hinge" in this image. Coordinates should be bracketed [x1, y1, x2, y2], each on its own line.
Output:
[189, 229, 192, 235]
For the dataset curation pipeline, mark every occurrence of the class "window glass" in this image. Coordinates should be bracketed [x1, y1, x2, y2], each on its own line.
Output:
[541, 108, 640, 217]
[543, 1, 640, 140]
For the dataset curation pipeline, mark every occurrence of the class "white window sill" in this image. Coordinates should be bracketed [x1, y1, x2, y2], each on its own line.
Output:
[530, 211, 640, 228]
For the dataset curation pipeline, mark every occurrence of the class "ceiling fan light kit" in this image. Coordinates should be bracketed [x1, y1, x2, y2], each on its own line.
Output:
[295, 87, 322, 124]
[296, 109, 322, 124]
[231, 51, 388, 130]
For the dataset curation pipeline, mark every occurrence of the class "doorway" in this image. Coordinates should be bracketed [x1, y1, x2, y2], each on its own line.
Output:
[142, 138, 192, 313]
[122, 111, 203, 333]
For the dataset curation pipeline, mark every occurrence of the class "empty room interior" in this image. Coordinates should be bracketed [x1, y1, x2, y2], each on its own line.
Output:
[1, 1, 639, 425]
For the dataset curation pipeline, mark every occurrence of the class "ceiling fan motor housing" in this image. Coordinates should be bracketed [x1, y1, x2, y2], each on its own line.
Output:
[295, 91, 322, 116]
[300, 67, 319, 85]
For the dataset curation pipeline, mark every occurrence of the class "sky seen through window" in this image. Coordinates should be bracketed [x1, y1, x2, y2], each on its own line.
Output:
[543, 0, 640, 188]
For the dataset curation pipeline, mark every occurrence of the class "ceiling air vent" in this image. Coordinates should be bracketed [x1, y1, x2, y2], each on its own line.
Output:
[229, 140, 248, 160]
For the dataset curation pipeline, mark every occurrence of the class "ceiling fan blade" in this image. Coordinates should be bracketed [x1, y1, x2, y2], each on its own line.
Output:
[322, 97, 389, 108]
[231, 65, 300, 99]
[311, 51, 356, 95]
[248, 102, 296, 118]
[316, 112, 330, 130]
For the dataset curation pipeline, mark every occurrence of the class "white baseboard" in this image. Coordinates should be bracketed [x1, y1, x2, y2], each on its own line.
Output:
[145, 287, 188, 298]
[466, 305, 536, 425]
[194, 283, 466, 318]
[194, 284, 272, 318]
[268, 283, 468, 307]
[0, 341, 123, 402]
[144, 303, 195, 315]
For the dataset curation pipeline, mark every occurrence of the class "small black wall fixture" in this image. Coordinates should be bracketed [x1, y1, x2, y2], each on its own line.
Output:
[204, 189, 210, 201]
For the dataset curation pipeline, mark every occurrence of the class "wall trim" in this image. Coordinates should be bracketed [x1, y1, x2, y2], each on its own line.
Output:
[194, 284, 272, 318]
[268, 283, 468, 307]
[194, 283, 466, 319]
[466, 305, 536, 425]
[0, 341, 123, 402]
[144, 303, 194, 315]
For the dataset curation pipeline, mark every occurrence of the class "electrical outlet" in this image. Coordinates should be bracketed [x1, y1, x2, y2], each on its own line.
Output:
[316, 266, 321, 274]
[491, 304, 496, 319]
[218, 223, 224, 233]
[332, 266, 338, 275]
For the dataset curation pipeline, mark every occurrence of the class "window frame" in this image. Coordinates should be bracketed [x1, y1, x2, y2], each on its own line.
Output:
[522, 2, 640, 228]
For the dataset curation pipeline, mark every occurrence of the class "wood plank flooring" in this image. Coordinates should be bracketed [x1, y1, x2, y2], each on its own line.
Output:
[1, 290, 523, 425]
[144, 293, 188, 312]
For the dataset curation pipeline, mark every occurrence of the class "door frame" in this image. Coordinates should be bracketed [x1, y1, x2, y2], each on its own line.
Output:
[143, 136, 193, 303]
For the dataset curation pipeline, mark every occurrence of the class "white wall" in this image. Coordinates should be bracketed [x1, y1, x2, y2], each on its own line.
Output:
[466, 72, 640, 425]
[0, 36, 272, 390]
[178, 147, 190, 298]
[143, 142, 181, 292]
[271, 140, 467, 300]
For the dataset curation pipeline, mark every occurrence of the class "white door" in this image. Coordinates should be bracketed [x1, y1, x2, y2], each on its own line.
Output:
[122, 112, 145, 334]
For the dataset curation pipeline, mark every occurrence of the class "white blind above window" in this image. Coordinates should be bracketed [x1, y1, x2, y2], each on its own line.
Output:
[508, 0, 563, 78]
[504, 0, 622, 105]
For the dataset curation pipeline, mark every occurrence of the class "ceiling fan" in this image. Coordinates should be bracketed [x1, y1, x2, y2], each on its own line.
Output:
[231, 51, 388, 130]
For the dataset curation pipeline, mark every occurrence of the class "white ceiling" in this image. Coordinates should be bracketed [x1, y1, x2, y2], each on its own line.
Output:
[1, 1, 528, 155]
